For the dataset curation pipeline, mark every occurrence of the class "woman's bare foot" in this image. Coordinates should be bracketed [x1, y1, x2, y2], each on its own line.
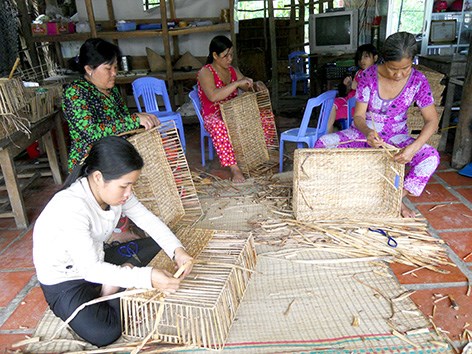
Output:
[401, 202, 416, 218]
[229, 165, 245, 183]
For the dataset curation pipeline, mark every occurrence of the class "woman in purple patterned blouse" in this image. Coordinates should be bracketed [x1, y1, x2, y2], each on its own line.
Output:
[314, 32, 440, 218]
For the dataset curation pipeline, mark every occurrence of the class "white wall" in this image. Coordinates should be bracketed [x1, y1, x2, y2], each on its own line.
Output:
[74, 0, 231, 56]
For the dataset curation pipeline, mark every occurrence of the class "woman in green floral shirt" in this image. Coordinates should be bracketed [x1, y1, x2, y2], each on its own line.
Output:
[62, 38, 159, 171]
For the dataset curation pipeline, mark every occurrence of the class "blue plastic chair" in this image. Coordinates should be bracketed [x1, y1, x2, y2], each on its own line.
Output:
[279, 90, 337, 172]
[132, 77, 186, 151]
[289, 51, 310, 96]
[189, 88, 214, 166]
[339, 95, 356, 130]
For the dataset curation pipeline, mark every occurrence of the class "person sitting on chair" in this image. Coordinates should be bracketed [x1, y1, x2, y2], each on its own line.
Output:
[314, 32, 440, 218]
[33, 136, 193, 347]
[197, 35, 277, 183]
[326, 43, 378, 133]
[63, 38, 159, 172]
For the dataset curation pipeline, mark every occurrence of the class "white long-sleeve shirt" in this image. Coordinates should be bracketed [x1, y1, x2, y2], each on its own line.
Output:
[33, 177, 183, 289]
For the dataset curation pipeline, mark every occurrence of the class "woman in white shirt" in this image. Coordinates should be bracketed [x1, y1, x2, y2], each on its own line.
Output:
[33, 136, 193, 346]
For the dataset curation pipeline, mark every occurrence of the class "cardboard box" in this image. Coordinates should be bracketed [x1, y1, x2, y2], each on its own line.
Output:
[31, 23, 47, 36]
[47, 22, 75, 35]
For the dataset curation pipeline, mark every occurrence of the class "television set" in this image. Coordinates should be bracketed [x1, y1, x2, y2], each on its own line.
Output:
[309, 9, 359, 54]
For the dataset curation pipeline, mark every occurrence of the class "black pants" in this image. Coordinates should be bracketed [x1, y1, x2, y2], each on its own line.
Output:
[40, 238, 161, 347]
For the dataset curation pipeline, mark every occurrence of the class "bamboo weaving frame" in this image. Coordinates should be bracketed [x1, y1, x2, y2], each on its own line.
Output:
[255, 88, 279, 151]
[220, 92, 270, 176]
[127, 121, 202, 229]
[121, 228, 257, 350]
[293, 148, 405, 221]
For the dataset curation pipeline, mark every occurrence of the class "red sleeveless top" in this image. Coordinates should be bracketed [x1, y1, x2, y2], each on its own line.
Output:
[197, 64, 238, 119]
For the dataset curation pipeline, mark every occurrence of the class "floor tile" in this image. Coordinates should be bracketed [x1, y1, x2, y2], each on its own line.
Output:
[0, 271, 34, 307]
[0, 286, 48, 331]
[408, 184, 458, 204]
[436, 171, 472, 187]
[440, 231, 472, 260]
[0, 334, 30, 353]
[0, 230, 20, 252]
[410, 286, 471, 341]
[416, 203, 472, 230]
[456, 188, 472, 203]
[390, 260, 467, 284]
[0, 230, 34, 270]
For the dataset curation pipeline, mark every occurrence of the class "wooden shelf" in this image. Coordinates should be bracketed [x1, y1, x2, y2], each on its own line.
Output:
[32, 32, 91, 42]
[168, 23, 231, 36]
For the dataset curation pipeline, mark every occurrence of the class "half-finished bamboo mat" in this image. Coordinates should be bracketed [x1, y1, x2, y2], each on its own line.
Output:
[24, 251, 451, 354]
[24, 176, 452, 353]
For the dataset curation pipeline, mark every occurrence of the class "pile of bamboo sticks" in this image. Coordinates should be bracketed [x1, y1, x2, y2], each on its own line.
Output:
[252, 217, 452, 272]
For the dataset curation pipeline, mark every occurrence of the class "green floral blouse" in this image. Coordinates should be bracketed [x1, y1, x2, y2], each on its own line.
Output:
[62, 79, 140, 171]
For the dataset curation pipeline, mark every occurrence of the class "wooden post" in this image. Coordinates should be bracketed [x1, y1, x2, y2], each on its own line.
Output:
[160, 0, 175, 108]
[267, 0, 279, 112]
[16, 0, 40, 69]
[168, 0, 180, 61]
[451, 37, 472, 168]
[84, 0, 97, 38]
[229, 0, 238, 67]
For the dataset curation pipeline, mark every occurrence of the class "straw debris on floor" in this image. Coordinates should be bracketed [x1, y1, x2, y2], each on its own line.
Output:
[23, 173, 454, 354]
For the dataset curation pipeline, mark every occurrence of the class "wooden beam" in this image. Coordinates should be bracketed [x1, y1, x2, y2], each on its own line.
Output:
[84, 0, 97, 38]
[160, 0, 175, 108]
[451, 36, 472, 168]
[16, 0, 40, 69]
[267, 0, 279, 112]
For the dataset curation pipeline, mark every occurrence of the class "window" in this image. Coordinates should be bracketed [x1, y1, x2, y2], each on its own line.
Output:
[143, 0, 160, 12]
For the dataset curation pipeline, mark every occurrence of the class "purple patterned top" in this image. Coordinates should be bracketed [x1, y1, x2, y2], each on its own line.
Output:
[355, 65, 434, 137]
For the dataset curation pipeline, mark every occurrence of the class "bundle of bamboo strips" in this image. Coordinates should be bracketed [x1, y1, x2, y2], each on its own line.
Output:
[252, 217, 452, 272]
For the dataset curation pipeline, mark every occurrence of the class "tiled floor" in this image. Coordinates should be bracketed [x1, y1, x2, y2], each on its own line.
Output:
[0, 123, 471, 353]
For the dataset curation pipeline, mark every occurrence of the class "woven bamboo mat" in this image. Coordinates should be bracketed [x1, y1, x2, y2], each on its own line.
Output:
[24, 250, 451, 354]
[23, 177, 452, 353]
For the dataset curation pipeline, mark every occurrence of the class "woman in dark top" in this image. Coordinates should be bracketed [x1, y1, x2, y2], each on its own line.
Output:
[62, 38, 159, 171]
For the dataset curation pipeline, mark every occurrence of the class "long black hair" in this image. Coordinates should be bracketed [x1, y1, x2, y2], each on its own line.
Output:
[72, 38, 121, 75]
[355, 43, 378, 65]
[381, 32, 418, 62]
[206, 35, 233, 64]
[62, 136, 144, 190]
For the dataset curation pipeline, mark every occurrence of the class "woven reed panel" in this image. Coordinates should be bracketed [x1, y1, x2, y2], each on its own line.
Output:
[407, 106, 444, 133]
[410, 133, 441, 149]
[293, 149, 405, 220]
[0, 78, 30, 140]
[220, 92, 270, 176]
[127, 121, 202, 229]
[255, 88, 279, 151]
[416, 65, 445, 105]
[121, 228, 257, 350]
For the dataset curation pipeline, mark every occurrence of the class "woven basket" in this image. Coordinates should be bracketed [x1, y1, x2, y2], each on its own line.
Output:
[23, 87, 56, 123]
[293, 148, 405, 221]
[410, 133, 441, 149]
[0, 77, 30, 140]
[121, 227, 257, 350]
[407, 106, 444, 133]
[220, 92, 270, 176]
[254, 88, 279, 151]
[126, 121, 202, 229]
[415, 65, 445, 105]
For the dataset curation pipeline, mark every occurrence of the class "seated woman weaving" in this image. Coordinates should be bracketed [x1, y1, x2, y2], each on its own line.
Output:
[33, 136, 193, 347]
[314, 32, 440, 218]
[197, 35, 276, 183]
